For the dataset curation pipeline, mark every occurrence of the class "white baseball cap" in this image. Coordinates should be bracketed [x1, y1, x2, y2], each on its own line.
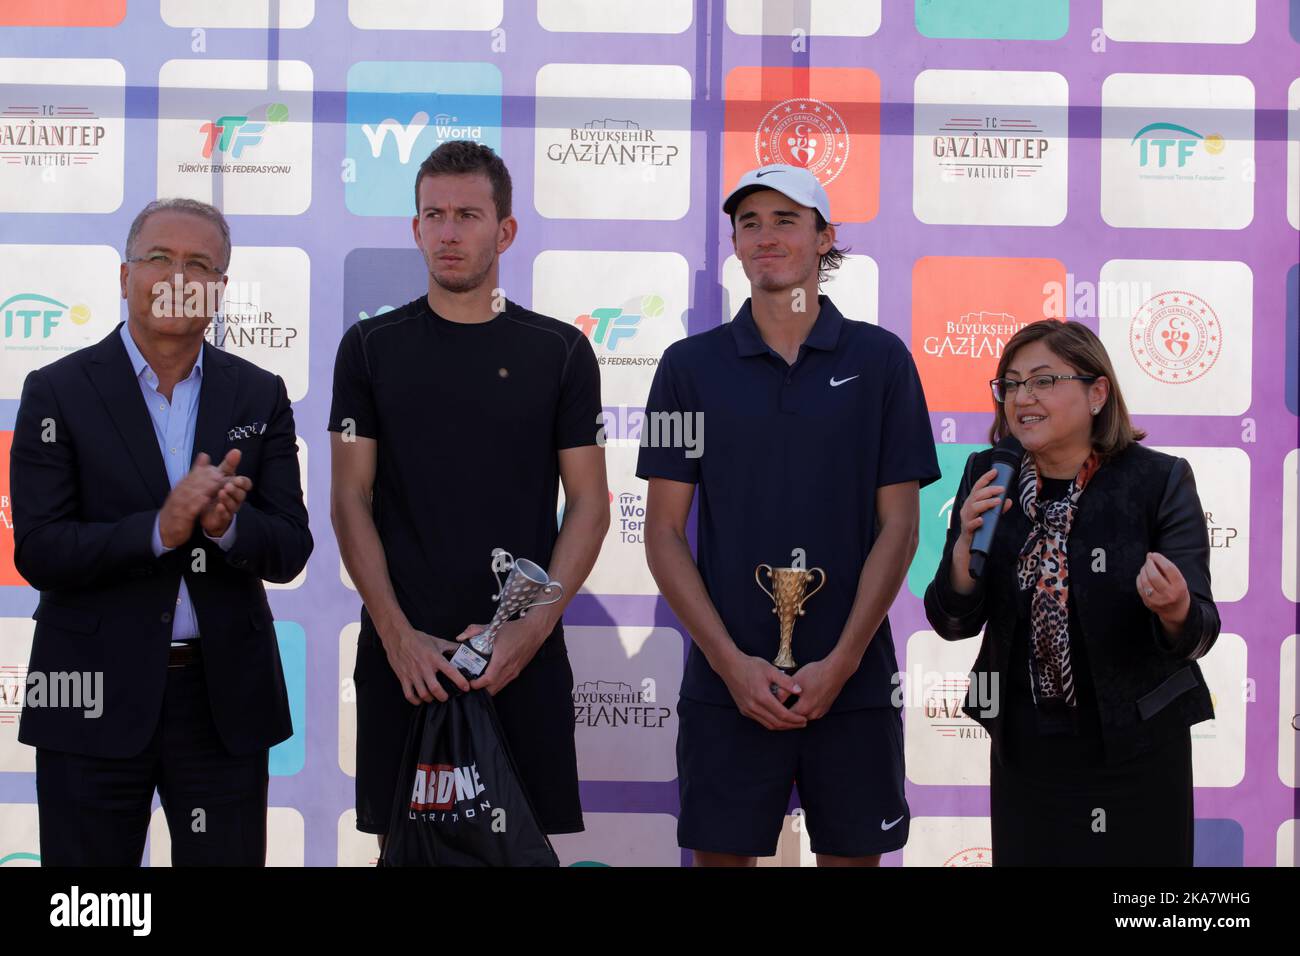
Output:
[722, 163, 832, 222]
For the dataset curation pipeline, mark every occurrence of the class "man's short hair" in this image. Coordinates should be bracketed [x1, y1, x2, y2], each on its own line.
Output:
[413, 140, 513, 221]
[125, 198, 232, 271]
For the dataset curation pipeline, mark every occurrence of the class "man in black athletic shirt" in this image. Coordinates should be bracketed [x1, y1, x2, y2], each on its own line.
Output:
[328, 141, 609, 850]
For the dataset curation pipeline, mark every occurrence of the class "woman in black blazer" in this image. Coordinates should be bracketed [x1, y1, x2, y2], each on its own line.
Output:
[924, 320, 1218, 866]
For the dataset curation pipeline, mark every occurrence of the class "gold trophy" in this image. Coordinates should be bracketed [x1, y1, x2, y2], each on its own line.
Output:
[754, 564, 826, 675]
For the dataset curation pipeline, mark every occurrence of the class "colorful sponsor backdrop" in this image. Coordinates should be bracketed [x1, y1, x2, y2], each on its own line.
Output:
[0, 0, 1296, 867]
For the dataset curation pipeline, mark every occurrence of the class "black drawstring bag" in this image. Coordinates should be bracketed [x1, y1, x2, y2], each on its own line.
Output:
[380, 684, 559, 867]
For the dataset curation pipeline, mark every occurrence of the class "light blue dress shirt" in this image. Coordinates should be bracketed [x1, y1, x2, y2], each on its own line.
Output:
[120, 323, 237, 643]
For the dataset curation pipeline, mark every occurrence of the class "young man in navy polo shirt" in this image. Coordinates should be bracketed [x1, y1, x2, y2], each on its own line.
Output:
[639, 165, 940, 866]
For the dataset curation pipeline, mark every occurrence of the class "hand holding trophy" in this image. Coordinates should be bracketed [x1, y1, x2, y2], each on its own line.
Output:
[755, 563, 826, 706]
[450, 548, 565, 680]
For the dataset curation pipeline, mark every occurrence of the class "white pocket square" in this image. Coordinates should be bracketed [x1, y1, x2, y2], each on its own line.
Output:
[227, 423, 268, 441]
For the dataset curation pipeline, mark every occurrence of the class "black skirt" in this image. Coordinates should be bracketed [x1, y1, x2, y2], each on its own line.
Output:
[990, 692, 1194, 866]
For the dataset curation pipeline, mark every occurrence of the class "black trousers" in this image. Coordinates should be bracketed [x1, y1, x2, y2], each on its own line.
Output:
[35, 654, 269, 867]
[990, 695, 1194, 866]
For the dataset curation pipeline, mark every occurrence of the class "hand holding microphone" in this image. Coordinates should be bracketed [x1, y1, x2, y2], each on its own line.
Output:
[951, 436, 1023, 591]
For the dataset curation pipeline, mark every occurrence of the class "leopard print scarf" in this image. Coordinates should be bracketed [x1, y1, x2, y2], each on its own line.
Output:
[1015, 452, 1100, 708]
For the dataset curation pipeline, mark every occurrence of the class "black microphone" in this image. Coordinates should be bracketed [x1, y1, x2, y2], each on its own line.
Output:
[968, 435, 1024, 579]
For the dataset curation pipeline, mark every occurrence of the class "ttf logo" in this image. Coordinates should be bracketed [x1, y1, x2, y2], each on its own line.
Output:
[199, 103, 288, 159]
[1131, 122, 1224, 168]
[1, 293, 87, 339]
[574, 294, 663, 351]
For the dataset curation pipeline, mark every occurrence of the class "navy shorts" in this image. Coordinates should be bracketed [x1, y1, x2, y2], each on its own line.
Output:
[353, 625, 584, 837]
[676, 698, 909, 858]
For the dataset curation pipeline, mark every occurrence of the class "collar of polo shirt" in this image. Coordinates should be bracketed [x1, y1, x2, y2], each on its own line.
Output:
[730, 295, 845, 358]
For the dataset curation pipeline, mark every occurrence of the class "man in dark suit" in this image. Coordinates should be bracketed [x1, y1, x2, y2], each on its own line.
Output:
[10, 198, 312, 866]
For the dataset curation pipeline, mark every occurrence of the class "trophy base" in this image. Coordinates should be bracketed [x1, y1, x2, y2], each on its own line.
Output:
[449, 643, 489, 679]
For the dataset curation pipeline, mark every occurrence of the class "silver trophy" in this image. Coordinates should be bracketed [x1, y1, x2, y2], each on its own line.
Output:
[449, 548, 565, 679]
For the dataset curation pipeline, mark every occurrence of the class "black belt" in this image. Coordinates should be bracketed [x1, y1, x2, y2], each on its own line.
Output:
[168, 642, 202, 668]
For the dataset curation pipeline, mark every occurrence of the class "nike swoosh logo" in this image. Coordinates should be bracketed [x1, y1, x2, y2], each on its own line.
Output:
[829, 375, 859, 387]
[755, 169, 778, 177]
[881, 815, 905, 831]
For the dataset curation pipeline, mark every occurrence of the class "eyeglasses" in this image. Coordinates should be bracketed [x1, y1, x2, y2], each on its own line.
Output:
[990, 374, 1097, 403]
[126, 253, 225, 281]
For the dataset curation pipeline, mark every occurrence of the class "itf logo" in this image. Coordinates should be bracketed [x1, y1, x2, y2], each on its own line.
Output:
[575, 296, 663, 352]
[1130, 122, 1224, 168]
[1, 293, 89, 340]
[1, 245, 119, 398]
[1100, 73, 1254, 230]
[346, 62, 502, 217]
[198, 104, 287, 159]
